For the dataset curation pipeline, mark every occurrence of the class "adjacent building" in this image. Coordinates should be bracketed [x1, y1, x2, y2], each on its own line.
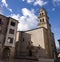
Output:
[0, 14, 18, 58]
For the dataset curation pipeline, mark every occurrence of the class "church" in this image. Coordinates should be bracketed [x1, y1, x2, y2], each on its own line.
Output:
[15, 7, 56, 61]
[0, 7, 57, 62]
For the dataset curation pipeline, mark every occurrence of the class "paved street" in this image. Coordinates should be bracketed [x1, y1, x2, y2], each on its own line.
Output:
[14, 59, 38, 62]
[0, 58, 57, 62]
[0, 58, 38, 62]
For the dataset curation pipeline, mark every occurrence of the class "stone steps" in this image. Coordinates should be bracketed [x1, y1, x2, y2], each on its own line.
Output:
[14, 55, 38, 61]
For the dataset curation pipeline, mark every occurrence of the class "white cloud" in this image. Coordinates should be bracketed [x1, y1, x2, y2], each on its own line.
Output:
[1, 0, 12, 12]
[8, 8, 12, 12]
[22, 0, 47, 6]
[22, 0, 25, 2]
[11, 14, 20, 20]
[53, 0, 60, 2]
[53, 0, 60, 6]
[31, 9, 35, 13]
[52, 8, 55, 11]
[22, 0, 34, 3]
[27, 0, 34, 3]
[2, 0, 8, 7]
[34, 0, 47, 6]
[11, 8, 38, 31]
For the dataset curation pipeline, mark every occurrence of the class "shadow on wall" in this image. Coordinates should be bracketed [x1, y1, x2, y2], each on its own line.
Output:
[15, 32, 51, 58]
[2, 47, 10, 59]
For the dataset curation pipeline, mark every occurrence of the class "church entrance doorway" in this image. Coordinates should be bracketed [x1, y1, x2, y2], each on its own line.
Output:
[29, 49, 32, 56]
[3, 47, 10, 58]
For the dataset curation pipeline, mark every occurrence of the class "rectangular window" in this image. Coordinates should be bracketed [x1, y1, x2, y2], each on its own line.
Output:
[0, 19, 2, 25]
[8, 37, 13, 43]
[0, 26, 1, 33]
[11, 21, 15, 26]
[23, 38, 24, 41]
[9, 29, 14, 34]
[0, 30, 1, 33]
[40, 19, 42, 22]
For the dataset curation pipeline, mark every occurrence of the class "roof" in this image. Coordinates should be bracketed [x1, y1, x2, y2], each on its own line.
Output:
[40, 7, 48, 14]
[17, 27, 47, 32]
[0, 14, 19, 23]
[8, 17, 19, 23]
[0, 14, 7, 18]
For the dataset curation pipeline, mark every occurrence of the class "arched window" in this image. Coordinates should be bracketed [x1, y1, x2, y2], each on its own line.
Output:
[42, 18, 44, 22]
[40, 19, 42, 22]
[40, 19, 44, 22]
[40, 13, 44, 16]
[42, 13, 44, 15]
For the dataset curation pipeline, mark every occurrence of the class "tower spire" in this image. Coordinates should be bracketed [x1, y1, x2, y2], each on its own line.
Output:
[38, 7, 50, 29]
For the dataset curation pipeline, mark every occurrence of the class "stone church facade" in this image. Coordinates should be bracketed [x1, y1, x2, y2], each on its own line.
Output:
[15, 7, 56, 60]
[0, 7, 57, 62]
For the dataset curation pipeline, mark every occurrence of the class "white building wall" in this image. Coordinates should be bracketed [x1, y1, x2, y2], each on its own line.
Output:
[24, 28, 45, 48]
[5, 18, 18, 47]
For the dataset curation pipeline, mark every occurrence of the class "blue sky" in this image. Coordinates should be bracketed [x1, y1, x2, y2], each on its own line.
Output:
[0, 0, 60, 48]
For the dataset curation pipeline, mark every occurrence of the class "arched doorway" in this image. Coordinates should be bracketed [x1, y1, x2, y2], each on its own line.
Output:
[29, 49, 32, 56]
[3, 47, 10, 58]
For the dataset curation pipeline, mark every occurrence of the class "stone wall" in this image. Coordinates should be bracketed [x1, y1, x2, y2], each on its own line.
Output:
[0, 14, 8, 58]
[39, 58, 54, 62]
[18, 28, 49, 57]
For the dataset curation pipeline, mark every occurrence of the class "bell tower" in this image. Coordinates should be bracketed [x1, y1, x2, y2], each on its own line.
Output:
[38, 7, 56, 58]
[38, 7, 50, 29]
